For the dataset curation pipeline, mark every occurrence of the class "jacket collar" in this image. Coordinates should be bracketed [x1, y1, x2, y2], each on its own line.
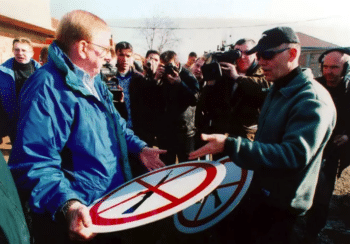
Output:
[0, 57, 40, 78]
[48, 41, 108, 99]
[246, 60, 259, 76]
[276, 68, 314, 98]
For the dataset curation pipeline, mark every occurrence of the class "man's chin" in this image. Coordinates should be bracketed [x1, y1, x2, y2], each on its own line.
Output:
[15, 58, 30, 64]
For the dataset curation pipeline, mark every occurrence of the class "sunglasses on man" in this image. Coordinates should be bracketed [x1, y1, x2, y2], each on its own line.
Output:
[257, 48, 290, 60]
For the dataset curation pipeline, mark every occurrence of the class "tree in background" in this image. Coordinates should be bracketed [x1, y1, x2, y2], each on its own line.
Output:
[140, 16, 180, 53]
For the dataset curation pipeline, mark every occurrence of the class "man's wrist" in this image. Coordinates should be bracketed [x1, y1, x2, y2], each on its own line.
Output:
[61, 199, 80, 219]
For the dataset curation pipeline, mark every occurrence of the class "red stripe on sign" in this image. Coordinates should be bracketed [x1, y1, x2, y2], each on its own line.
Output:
[177, 168, 249, 227]
[90, 162, 218, 226]
[97, 189, 149, 215]
[136, 179, 179, 202]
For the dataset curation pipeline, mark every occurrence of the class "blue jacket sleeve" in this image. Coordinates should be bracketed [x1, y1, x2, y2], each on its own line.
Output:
[9, 92, 80, 218]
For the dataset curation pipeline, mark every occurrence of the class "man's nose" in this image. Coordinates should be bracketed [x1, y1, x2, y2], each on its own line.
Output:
[323, 67, 331, 74]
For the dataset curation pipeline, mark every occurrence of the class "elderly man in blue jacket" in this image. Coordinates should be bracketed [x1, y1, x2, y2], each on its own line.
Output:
[0, 37, 40, 142]
[9, 10, 166, 244]
[189, 27, 336, 244]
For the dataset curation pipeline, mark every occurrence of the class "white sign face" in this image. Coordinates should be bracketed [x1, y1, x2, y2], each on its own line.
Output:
[174, 157, 253, 233]
[88, 161, 226, 233]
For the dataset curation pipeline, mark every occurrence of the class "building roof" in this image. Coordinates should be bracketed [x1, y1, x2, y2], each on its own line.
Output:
[0, 14, 55, 38]
[296, 32, 339, 48]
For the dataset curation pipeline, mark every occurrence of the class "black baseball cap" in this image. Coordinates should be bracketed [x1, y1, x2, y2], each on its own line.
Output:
[247, 27, 300, 54]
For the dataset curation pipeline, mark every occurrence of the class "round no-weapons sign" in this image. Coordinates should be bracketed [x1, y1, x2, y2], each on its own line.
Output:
[174, 157, 253, 233]
[88, 161, 226, 233]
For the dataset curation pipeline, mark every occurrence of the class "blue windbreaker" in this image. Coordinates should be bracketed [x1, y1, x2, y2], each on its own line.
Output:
[9, 42, 146, 220]
[0, 57, 41, 140]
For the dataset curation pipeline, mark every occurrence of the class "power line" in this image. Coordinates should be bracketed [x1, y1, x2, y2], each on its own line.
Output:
[109, 16, 338, 30]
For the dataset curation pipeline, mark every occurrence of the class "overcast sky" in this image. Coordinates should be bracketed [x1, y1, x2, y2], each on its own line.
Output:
[49, 0, 350, 62]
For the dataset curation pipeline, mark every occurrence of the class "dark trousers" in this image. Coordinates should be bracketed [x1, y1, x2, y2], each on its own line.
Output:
[218, 185, 298, 244]
[303, 143, 346, 241]
[157, 132, 195, 165]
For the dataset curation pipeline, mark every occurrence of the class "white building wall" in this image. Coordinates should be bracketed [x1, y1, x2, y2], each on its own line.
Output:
[0, 0, 53, 30]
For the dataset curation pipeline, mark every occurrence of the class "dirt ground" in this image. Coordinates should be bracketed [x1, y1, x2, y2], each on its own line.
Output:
[2, 136, 350, 244]
[302, 167, 350, 244]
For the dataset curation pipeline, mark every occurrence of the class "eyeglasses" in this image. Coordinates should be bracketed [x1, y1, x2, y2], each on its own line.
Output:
[257, 48, 290, 60]
[87, 42, 110, 58]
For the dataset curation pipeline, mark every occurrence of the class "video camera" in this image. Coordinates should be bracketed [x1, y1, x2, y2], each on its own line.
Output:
[105, 77, 123, 102]
[100, 63, 118, 78]
[201, 49, 242, 81]
[100, 63, 123, 101]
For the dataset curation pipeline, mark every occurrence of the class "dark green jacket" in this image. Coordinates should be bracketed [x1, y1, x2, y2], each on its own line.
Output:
[0, 151, 30, 244]
[224, 69, 336, 215]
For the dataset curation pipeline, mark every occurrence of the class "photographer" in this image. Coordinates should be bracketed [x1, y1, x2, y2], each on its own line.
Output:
[143, 50, 160, 80]
[196, 39, 270, 146]
[112, 42, 161, 176]
[154, 50, 200, 165]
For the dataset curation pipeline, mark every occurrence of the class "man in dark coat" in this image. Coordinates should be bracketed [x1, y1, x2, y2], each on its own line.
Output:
[0, 37, 40, 142]
[196, 39, 270, 143]
[190, 27, 336, 244]
[303, 48, 350, 244]
[154, 50, 200, 165]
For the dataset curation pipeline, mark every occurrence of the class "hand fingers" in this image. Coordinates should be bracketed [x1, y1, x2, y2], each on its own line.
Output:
[142, 157, 165, 171]
[80, 206, 92, 228]
[220, 66, 230, 71]
[219, 62, 229, 66]
[153, 158, 166, 168]
[69, 208, 96, 242]
[201, 133, 216, 141]
[70, 229, 96, 242]
[145, 161, 163, 171]
[188, 145, 212, 160]
[151, 148, 167, 154]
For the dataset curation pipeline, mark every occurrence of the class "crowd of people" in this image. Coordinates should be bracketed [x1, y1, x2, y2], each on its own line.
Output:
[0, 9, 349, 244]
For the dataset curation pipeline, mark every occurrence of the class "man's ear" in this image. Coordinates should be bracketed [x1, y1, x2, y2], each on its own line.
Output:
[289, 48, 298, 62]
[76, 40, 88, 59]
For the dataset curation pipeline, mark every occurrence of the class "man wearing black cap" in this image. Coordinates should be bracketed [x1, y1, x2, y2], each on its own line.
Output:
[189, 27, 336, 244]
[303, 48, 350, 243]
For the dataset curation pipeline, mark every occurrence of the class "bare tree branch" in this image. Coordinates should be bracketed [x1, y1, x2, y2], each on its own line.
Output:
[140, 16, 180, 53]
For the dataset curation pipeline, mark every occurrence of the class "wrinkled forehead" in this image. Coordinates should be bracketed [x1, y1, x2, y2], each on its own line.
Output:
[13, 42, 33, 51]
[147, 53, 160, 60]
[324, 51, 346, 65]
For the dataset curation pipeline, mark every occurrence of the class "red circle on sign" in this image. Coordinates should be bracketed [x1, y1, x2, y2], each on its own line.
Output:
[90, 162, 219, 226]
[175, 157, 251, 230]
